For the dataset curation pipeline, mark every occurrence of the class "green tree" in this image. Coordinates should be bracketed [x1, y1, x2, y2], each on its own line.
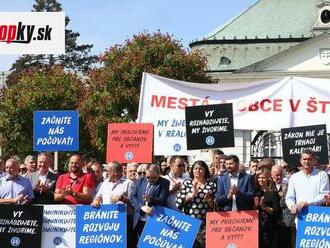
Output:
[0, 66, 91, 159]
[80, 31, 211, 158]
[7, 0, 97, 86]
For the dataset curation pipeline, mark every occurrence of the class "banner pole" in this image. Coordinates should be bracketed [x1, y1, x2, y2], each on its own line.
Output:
[54, 151, 58, 172]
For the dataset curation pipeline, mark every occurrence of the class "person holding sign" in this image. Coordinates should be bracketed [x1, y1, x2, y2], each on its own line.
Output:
[176, 160, 216, 247]
[254, 168, 280, 248]
[130, 164, 169, 246]
[215, 155, 254, 211]
[91, 161, 134, 248]
[285, 149, 329, 216]
[54, 154, 95, 204]
[0, 158, 34, 205]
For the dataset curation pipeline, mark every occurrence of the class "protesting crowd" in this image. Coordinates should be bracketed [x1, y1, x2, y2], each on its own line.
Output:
[0, 149, 329, 248]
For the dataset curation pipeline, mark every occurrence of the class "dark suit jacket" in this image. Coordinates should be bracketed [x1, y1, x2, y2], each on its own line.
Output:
[27, 171, 57, 204]
[215, 172, 254, 211]
[130, 176, 169, 227]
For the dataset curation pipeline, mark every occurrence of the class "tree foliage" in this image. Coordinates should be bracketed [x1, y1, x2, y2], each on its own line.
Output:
[7, 0, 97, 87]
[80, 31, 211, 158]
[0, 67, 90, 158]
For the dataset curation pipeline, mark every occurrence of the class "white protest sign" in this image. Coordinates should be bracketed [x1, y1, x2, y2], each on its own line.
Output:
[138, 73, 330, 155]
[42, 205, 76, 248]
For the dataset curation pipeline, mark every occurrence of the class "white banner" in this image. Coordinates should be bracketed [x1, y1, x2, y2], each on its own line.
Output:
[42, 205, 76, 248]
[0, 12, 65, 54]
[138, 73, 330, 155]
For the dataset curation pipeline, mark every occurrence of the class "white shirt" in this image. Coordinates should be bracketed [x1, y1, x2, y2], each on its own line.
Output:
[163, 172, 189, 210]
[285, 169, 329, 210]
[229, 172, 239, 211]
[95, 177, 133, 204]
[39, 173, 47, 184]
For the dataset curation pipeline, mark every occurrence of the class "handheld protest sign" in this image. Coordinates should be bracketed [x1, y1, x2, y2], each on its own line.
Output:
[76, 204, 126, 248]
[33, 110, 79, 151]
[138, 206, 201, 248]
[42, 205, 76, 248]
[206, 210, 258, 248]
[281, 124, 328, 167]
[0, 205, 43, 248]
[296, 206, 330, 248]
[106, 123, 153, 163]
[185, 103, 234, 150]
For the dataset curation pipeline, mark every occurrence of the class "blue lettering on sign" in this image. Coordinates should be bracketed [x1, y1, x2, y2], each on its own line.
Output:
[125, 151, 134, 160]
[173, 143, 181, 152]
[53, 237, 62, 245]
[206, 136, 215, 146]
[10, 237, 20, 247]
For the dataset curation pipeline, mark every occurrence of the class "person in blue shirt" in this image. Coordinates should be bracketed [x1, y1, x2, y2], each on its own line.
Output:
[0, 158, 34, 205]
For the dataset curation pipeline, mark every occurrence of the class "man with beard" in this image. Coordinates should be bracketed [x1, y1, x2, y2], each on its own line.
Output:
[215, 155, 254, 211]
[54, 154, 94, 204]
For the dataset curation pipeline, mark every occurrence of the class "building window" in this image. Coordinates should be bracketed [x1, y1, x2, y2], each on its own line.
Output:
[320, 8, 330, 24]
[219, 56, 231, 65]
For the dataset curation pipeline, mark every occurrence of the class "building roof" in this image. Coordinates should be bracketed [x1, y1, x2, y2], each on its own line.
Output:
[196, 42, 299, 72]
[236, 32, 330, 73]
[201, 0, 320, 41]
[190, 0, 330, 73]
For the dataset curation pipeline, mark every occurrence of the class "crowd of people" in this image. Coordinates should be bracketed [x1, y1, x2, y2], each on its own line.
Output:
[0, 149, 329, 248]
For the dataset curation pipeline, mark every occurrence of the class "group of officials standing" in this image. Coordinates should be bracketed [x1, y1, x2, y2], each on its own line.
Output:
[0, 149, 329, 248]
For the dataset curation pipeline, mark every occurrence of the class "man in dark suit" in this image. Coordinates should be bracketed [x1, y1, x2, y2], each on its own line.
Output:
[215, 155, 254, 211]
[27, 153, 57, 204]
[130, 164, 169, 246]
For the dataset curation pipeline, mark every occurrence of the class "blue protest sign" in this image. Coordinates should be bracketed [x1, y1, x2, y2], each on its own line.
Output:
[76, 204, 126, 248]
[138, 206, 201, 248]
[296, 206, 330, 248]
[33, 110, 79, 151]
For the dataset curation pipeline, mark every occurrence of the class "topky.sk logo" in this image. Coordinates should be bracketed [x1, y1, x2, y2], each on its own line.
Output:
[0, 12, 65, 54]
[0, 22, 52, 44]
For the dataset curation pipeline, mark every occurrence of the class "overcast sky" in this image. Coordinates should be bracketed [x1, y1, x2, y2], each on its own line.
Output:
[0, 0, 258, 71]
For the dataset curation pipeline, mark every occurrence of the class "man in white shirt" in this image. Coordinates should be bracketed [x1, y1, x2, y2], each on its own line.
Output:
[92, 161, 132, 206]
[163, 155, 189, 210]
[91, 161, 134, 247]
[285, 149, 330, 214]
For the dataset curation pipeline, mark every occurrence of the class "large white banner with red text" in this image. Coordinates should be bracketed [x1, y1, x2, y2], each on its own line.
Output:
[137, 73, 330, 155]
